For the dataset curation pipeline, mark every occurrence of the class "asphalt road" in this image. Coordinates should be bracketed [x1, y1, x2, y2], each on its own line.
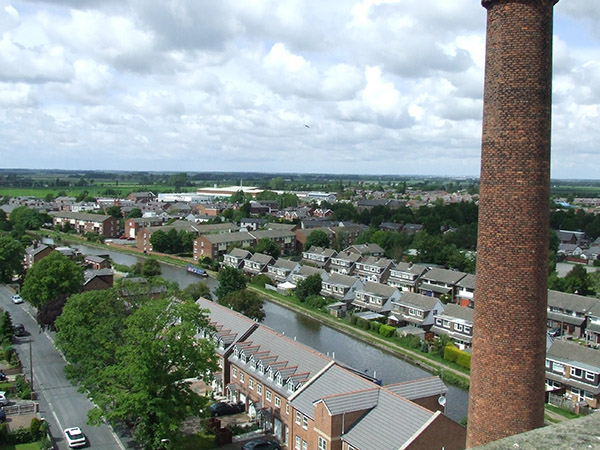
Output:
[0, 285, 128, 449]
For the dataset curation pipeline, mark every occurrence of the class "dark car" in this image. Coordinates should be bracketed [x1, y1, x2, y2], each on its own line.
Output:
[13, 324, 26, 337]
[241, 439, 281, 450]
[209, 401, 245, 417]
[548, 328, 561, 337]
[0, 408, 5, 423]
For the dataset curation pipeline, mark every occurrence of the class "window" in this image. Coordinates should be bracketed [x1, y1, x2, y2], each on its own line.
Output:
[296, 412, 301, 425]
[257, 384, 262, 395]
[232, 367, 237, 378]
[276, 374, 283, 386]
[240, 372, 245, 383]
[545, 359, 551, 369]
[585, 371, 596, 382]
[295, 436, 301, 450]
[443, 320, 451, 329]
[275, 396, 281, 408]
[455, 324, 463, 332]
[302, 415, 308, 430]
[318, 436, 327, 450]
[266, 390, 272, 402]
[464, 326, 471, 334]
[302, 440, 308, 450]
[249, 379, 254, 390]
[571, 367, 582, 378]
[553, 362, 564, 375]
[286, 403, 289, 415]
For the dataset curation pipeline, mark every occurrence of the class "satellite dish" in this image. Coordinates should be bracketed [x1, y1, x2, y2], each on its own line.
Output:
[438, 395, 447, 407]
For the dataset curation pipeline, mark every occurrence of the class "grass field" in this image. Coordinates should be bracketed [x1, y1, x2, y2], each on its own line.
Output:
[0, 185, 188, 199]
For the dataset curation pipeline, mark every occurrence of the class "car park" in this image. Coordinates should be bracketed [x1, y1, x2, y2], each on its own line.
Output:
[11, 294, 23, 304]
[242, 439, 282, 450]
[64, 427, 87, 448]
[209, 401, 245, 417]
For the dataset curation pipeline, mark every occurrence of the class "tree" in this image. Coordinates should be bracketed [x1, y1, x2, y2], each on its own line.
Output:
[9, 206, 45, 230]
[127, 208, 143, 219]
[142, 259, 161, 277]
[0, 311, 14, 343]
[563, 265, 594, 296]
[105, 205, 123, 219]
[37, 294, 68, 330]
[219, 289, 265, 321]
[214, 267, 247, 300]
[181, 282, 212, 302]
[21, 252, 84, 309]
[269, 177, 285, 190]
[254, 238, 280, 259]
[295, 274, 323, 302]
[305, 230, 330, 250]
[149, 230, 169, 253]
[89, 298, 217, 448]
[0, 236, 24, 283]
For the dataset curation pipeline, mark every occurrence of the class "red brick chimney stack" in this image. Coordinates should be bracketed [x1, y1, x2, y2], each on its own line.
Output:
[467, 0, 558, 447]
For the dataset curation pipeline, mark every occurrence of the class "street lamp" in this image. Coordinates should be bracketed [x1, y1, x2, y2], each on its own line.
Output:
[28, 339, 34, 393]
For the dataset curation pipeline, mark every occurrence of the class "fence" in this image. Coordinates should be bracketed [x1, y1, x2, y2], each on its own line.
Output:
[548, 393, 591, 415]
[5, 402, 38, 415]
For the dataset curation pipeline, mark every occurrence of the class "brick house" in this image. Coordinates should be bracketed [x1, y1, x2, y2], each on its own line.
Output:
[52, 212, 120, 238]
[82, 269, 114, 291]
[385, 376, 449, 414]
[23, 243, 53, 270]
[585, 302, 600, 346]
[344, 243, 385, 257]
[455, 274, 476, 308]
[124, 217, 165, 240]
[321, 273, 363, 302]
[547, 290, 598, 339]
[83, 255, 111, 270]
[194, 231, 255, 261]
[386, 262, 428, 292]
[353, 256, 394, 284]
[430, 304, 474, 349]
[251, 230, 297, 256]
[545, 340, 600, 409]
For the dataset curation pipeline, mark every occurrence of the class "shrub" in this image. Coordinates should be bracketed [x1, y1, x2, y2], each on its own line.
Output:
[305, 295, 327, 309]
[349, 315, 358, 325]
[399, 334, 422, 349]
[356, 317, 370, 330]
[20, 387, 31, 400]
[29, 417, 43, 440]
[443, 344, 471, 369]
[379, 324, 396, 338]
[7, 427, 33, 445]
[250, 274, 271, 288]
[369, 321, 381, 333]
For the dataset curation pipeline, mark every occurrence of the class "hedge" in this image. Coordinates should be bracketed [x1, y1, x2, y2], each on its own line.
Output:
[443, 344, 471, 369]
[356, 317, 370, 330]
[369, 321, 381, 333]
[379, 324, 396, 338]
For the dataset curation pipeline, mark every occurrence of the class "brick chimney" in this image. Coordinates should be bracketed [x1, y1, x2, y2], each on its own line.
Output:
[467, 0, 558, 447]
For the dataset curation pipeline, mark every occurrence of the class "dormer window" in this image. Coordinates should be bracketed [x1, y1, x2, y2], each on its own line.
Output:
[276, 374, 283, 386]
[287, 379, 295, 392]
[258, 362, 264, 374]
[267, 368, 274, 380]
[233, 348, 239, 359]
[240, 354, 247, 364]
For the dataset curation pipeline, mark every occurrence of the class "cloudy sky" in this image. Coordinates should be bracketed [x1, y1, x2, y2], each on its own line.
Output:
[0, 0, 598, 178]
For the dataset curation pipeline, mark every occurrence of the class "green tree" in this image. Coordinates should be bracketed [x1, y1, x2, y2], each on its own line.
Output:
[142, 259, 162, 277]
[105, 205, 123, 219]
[127, 208, 143, 219]
[149, 230, 169, 253]
[305, 230, 330, 249]
[254, 238, 280, 259]
[230, 190, 246, 204]
[0, 311, 14, 343]
[21, 252, 84, 308]
[89, 299, 217, 449]
[295, 274, 323, 302]
[563, 265, 594, 296]
[0, 236, 25, 283]
[9, 206, 45, 231]
[219, 289, 265, 321]
[214, 267, 247, 300]
[181, 282, 212, 302]
[269, 177, 285, 190]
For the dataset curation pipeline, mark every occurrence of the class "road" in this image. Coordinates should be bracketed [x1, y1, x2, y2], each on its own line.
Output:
[0, 285, 128, 449]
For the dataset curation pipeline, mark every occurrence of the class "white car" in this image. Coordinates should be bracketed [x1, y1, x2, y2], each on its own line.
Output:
[0, 391, 9, 406]
[11, 295, 23, 304]
[64, 427, 86, 448]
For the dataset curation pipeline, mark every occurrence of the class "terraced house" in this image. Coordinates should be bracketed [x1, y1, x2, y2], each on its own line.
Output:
[51, 211, 120, 238]
[353, 256, 394, 284]
[430, 304, 474, 350]
[386, 262, 427, 292]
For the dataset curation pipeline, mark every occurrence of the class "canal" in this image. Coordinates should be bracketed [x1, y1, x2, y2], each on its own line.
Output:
[68, 242, 469, 421]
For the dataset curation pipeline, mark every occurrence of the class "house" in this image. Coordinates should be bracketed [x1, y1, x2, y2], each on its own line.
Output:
[585, 302, 600, 347]
[351, 282, 401, 315]
[83, 255, 111, 270]
[196, 298, 259, 395]
[547, 290, 599, 338]
[321, 273, 363, 302]
[51, 211, 120, 238]
[389, 292, 445, 330]
[417, 268, 467, 300]
[403, 223, 424, 234]
[290, 266, 329, 285]
[545, 340, 600, 409]
[556, 230, 586, 246]
[240, 218, 267, 231]
[430, 304, 474, 349]
[345, 243, 385, 257]
[379, 222, 403, 232]
[558, 243, 584, 258]
[124, 217, 165, 240]
[23, 243, 53, 270]
[295, 227, 335, 252]
[222, 248, 252, 269]
[243, 253, 275, 277]
[82, 268, 114, 291]
[455, 274, 476, 308]
[385, 376, 449, 413]
[194, 231, 255, 261]
[266, 258, 301, 283]
[301, 246, 337, 269]
[328, 251, 362, 276]
[126, 191, 155, 203]
[250, 229, 296, 255]
[387, 262, 428, 292]
[353, 256, 394, 284]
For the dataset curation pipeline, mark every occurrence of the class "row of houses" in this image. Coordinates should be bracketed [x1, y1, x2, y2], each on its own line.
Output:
[196, 297, 466, 450]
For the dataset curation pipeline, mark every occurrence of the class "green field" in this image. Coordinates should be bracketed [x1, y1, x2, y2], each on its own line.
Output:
[0, 185, 189, 199]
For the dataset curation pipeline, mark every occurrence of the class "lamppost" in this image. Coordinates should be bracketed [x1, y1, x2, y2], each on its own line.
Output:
[28, 339, 33, 393]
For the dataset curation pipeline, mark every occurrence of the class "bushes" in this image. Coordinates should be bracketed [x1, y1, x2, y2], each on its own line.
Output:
[443, 344, 471, 369]
[355, 317, 370, 330]
[379, 324, 396, 338]
[305, 295, 327, 309]
[250, 274, 271, 288]
[369, 321, 381, 333]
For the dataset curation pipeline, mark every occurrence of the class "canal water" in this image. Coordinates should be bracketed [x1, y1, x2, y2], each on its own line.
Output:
[62, 241, 469, 421]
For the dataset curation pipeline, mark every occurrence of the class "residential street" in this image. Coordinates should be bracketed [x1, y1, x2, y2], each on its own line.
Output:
[0, 285, 129, 449]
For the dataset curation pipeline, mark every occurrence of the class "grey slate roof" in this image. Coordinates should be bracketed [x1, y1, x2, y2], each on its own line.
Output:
[438, 304, 474, 323]
[321, 387, 380, 416]
[271, 258, 299, 270]
[359, 281, 399, 298]
[421, 267, 467, 284]
[385, 376, 448, 401]
[327, 273, 360, 287]
[296, 265, 326, 278]
[228, 248, 252, 259]
[346, 243, 385, 255]
[331, 251, 362, 263]
[394, 291, 441, 310]
[248, 252, 275, 265]
[457, 273, 476, 289]
[203, 231, 254, 244]
[290, 364, 377, 419]
[51, 211, 112, 222]
[304, 246, 336, 257]
[391, 262, 427, 276]
[357, 256, 393, 268]
[26, 244, 49, 256]
[546, 340, 600, 373]
[84, 255, 107, 264]
[547, 290, 599, 314]
[251, 229, 296, 239]
[341, 389, 435, 450]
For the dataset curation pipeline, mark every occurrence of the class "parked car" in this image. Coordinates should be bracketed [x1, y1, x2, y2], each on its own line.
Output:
[209, 401, 245, 417]
[13, 324, 26, 337]
[0, 392, 9, 406]
[242, 439, 282, 450]
[64, 427, 87, 448]
[548, 328, 561, 337]
[11, 294, 23, 304]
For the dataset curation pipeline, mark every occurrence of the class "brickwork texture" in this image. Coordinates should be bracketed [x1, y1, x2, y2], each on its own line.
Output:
[467, 0, 558, 447]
